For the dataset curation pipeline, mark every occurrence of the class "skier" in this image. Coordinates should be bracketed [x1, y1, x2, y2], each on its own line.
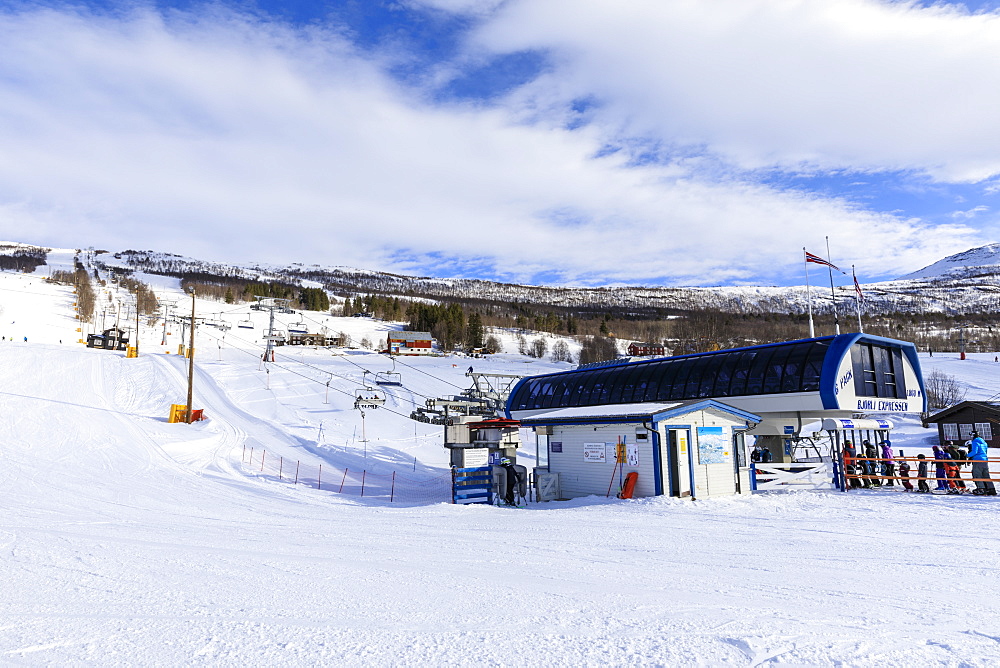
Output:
[944, 450, 961, 494]
[898, 457, 913, 491]
[917, 454, 931, 493]
[932, 445, 950, 491]
[968, 431, 997, 496]
[946, 442, 967, 491]
[498, 458, 522, 506]
[844, 441, 862, 489]
[880, 440, 895, 487]
[863, 440, 880, 487]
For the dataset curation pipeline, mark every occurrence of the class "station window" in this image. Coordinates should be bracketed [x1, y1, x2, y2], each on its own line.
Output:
[851, 343, 906, 398]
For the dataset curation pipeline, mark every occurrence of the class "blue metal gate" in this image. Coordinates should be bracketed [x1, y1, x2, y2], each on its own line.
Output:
[452, 466, 493, 505]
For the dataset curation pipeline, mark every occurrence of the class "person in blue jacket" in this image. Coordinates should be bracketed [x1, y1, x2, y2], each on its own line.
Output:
[932, 445, 950, 491]
[968, 432, 997, 496]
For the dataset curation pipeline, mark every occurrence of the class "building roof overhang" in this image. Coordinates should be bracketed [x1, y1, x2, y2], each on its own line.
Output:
[517, 399, 761, 427]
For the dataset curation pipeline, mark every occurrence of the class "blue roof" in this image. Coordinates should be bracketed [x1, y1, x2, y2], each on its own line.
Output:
[506, 333, 923, 416]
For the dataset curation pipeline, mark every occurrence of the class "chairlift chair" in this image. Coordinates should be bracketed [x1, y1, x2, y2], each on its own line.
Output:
[237, 314, 254, 329]
[354, 387, 386, 409]
[288, 321, 309, 335]
[374, 358, 402, 386]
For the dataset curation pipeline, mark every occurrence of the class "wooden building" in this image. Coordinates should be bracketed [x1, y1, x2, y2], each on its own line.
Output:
[387, 331, 433, 355]
[923, 401, 1000, 447]
[287, 332, 343, 347]
[627, 342, 666, 357]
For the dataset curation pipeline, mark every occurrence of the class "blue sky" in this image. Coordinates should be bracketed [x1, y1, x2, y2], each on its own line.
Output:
[1, 0, 1000, 287]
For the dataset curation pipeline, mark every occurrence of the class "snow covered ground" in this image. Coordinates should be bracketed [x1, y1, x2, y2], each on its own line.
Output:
[1, 265, 1000, 666]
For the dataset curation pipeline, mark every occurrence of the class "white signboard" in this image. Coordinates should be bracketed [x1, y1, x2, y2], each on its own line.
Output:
[626, 443, 640, 466]
[463, 448, 489, 467]
[584, 443, 607, 463]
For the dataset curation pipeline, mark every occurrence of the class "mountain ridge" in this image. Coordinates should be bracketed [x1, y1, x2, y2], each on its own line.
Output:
[5, 240, 1000, 317]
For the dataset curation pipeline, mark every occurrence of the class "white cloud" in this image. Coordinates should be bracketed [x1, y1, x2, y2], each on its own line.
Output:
[951, 205, 989, 218]
[0, 4, 984, 286]
[471, 0, 1000, 182]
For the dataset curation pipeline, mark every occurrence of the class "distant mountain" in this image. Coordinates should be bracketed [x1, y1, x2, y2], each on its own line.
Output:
[900, 243, 1000, 280]
[4, 241, 1000, 317]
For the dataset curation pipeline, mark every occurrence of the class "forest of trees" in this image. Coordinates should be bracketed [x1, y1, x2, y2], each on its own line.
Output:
[113, 274, 159, 317]
[0, 247, 47, 273]
[51, 263, 95, 324]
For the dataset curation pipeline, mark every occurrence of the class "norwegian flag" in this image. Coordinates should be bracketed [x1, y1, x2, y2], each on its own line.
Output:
[853, 270, 864, 302]
[804, 250, 840, 271]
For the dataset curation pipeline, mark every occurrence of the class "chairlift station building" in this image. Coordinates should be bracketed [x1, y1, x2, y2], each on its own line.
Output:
[505, 333, 926, 500]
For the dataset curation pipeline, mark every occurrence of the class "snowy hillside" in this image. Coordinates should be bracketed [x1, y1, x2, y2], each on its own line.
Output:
[901, 242, 1000, 280]
[5, 240, 1000, 319]
[2, 260, 1000, 665]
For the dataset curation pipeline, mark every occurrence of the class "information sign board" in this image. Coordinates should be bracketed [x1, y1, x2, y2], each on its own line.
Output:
[584, 443, 606, 462]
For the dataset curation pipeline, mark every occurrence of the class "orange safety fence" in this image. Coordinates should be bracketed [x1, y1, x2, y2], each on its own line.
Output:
[240, 444, 452, 504]
[843, 456, 1000, 487]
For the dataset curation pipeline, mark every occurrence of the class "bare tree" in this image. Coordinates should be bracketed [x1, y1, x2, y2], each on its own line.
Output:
[484, 334, 503, 354]
[516, 333, 528, 355]
[924, 369, 967, 411]
[550, 339, 572, 363]
[578, 336, 619, 365]
[529, 337, 548, 359]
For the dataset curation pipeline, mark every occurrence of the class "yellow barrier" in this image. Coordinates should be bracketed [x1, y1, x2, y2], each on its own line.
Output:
[168, 404, 188, 423]
[126, 347, 138, 358]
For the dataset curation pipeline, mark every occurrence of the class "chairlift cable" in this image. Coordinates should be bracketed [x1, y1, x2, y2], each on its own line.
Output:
[198, 328, 424, 418]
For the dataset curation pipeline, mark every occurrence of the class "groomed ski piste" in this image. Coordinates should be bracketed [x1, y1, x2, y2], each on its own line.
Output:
[2, 258, 1000, 666]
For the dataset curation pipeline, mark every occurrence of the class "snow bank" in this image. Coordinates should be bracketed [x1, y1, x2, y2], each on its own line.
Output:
[1, 268, 1000, 665]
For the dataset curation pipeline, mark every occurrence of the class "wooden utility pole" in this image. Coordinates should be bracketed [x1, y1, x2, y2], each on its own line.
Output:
[185, 289, 196, 423]
[135, 284, 140, 357]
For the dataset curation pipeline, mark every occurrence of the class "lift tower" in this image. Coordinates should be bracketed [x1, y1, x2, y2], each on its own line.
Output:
[255, 296, 290, 361]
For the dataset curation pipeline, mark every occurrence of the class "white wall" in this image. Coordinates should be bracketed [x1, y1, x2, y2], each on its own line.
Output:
[549, 424, 657, 499]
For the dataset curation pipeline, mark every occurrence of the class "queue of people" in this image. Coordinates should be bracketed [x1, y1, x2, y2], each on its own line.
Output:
[843, 433, 996, 495]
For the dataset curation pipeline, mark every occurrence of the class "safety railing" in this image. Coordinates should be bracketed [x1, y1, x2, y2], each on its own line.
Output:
[841, 456, 1000, 495]
[750, 462, 835, 491]
[240, 444, 451, 504]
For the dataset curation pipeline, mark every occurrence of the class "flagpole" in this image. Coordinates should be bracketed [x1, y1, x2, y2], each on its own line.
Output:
[853, 265, 863, 333]
[826, 236, 840, 335]
[804, 247, 815, 338]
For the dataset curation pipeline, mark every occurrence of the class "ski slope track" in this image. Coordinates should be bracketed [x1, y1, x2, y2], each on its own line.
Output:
[1, 271, 1000, 665]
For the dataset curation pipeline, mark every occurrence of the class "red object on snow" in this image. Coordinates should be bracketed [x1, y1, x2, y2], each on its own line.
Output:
[618, 472, 638, 499]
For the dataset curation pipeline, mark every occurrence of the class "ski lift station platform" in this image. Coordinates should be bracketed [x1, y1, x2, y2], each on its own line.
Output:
[506, 333, 926, 500]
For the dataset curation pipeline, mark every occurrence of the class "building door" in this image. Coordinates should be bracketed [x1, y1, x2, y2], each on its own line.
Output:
[668, 429, 692, 497]
[733, 430, 748, 494]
